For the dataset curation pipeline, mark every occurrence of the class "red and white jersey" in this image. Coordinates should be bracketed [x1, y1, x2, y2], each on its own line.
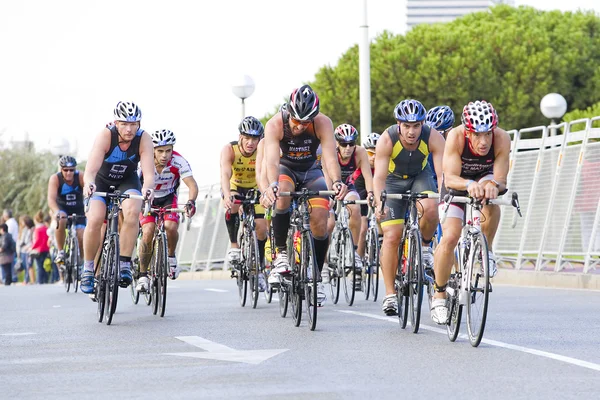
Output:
[139, 151, 193, 199]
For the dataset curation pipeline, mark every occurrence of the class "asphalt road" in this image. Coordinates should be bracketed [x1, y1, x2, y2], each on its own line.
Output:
[1, 279, 598, 400]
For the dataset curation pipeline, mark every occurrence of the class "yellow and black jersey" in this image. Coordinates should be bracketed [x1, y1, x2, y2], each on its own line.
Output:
[386, 124, 431, 179]
[229, 141, 257, 189]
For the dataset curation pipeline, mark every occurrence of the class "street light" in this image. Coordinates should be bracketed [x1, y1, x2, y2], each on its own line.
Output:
[540, 93, 567, 137]
[231, 75, 256, 120]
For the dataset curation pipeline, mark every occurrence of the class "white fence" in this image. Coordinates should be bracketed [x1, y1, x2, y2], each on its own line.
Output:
[176, 117, 600, 275]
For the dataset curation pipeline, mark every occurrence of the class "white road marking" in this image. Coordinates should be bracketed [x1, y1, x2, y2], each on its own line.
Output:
[165, 336, 288, 365]
[52, 305, 61, 308]
[205, 288, 228, 293]
[0, 332, 36, 336]
[337, 310, 600, 372]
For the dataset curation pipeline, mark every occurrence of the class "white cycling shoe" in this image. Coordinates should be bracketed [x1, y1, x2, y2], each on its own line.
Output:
[430, 297, 449, 325]
[136, 276, 150, 293]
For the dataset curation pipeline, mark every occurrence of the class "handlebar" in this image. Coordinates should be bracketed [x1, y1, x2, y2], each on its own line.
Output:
[278, 190, 337, 197]
[379, 190, 439, 215]
[439, 191, 522, 225]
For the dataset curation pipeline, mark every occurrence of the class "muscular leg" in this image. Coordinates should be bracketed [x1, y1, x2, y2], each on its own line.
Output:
[432, 218, 461, 300]
[139, 222, 155, 274]
[309, 204, 330, 274]
[119, 197, 142, 258]
[482, 204, 501, 248]
[380, 223, 403, 296]
[357, 216, 368, 258]
[56, 215, 67, 251]
[83, 200, 106, 270]
[165, 221, 179, 257]
[418, 198, 439, 243]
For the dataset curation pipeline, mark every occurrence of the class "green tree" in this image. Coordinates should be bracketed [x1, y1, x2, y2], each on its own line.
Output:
[563, 101, 600, 127]
[0, 143, 61, 218]
[270, 6, 600, 138]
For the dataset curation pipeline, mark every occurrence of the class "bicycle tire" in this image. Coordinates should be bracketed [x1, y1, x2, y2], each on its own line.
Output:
[96, 250, 106, 323]
[64, 237, 72, 293]
[130, 256, 140, 305]
[249, 230, 260, 309]
[144, 288, 152, 306]
[370, 234, 381, 302]
[151, 239, 160, 315]
[237, 233, 248, 307]
[407, 230, 423, 333]
[446, 274, 462, 342]
[303, 231, 318, 331]
[397, 241, 408, 329]
[466, 233, 490, 347]
[264, 280, 273, 304]
[341, 229, 356, 306]
[158, 233, 168, 318]
[291, 276, 302, 327]
[105, 234, 120, 325]
[328, 230, 341, 305]
[72, 235, 80, 293]
[278, 285, 288, 317]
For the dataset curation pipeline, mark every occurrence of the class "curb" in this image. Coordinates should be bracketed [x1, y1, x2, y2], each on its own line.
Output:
[177, 268, 600, 290]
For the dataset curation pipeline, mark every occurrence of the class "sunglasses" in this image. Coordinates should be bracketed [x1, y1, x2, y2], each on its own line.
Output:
[290, 117, 311, 126]
[366, 150, 376, 156]
[62, 168, 75, 172]
[339, 142, 355, 148]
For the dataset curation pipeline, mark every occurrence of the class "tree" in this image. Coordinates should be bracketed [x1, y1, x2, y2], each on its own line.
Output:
[268, 6, 600, 139]
[0, 144, 61, 218]
[563, 101, 600, 127]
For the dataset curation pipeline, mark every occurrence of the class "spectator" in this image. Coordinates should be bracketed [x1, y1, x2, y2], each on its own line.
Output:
[45, 215, 60, 283]
[30, 211, 50, 284]
[0, 223, 16, 286]
[17, 215, 36, 284]
[2, 209, 19, 283]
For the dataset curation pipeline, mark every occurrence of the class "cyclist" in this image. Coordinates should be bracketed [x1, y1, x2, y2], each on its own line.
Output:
[81, 101, 155, 294]
[136, 129, 198, 292]
[47, 155, 86, 270]
[353, 132, 379, 259]
[220, 116, 268, 290]
[261, 85, 348, 305]
[323, 124, 373, 285]
[373, 99, 445, 316]
[425, 105, 455, 189]
[430, 100, 510, 324]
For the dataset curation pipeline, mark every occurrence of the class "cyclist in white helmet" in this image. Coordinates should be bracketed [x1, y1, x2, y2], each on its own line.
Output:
[430, 100, 510, 324]
[81, 101, 155, 295]
[136, 129, 198, 292]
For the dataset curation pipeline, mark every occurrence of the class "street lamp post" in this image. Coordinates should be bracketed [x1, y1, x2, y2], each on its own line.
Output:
[231, 75, 256, 120]
[540, 93, 567, 137]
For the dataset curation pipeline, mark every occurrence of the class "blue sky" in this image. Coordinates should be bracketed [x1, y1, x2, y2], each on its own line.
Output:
[0, 0, 598, 186]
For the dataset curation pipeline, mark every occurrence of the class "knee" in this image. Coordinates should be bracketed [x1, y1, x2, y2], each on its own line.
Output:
[439, 230, 460, 250]
[423, 204, 439, 223]
[383, 228, 402, 246]
[58, 219, 67, 230]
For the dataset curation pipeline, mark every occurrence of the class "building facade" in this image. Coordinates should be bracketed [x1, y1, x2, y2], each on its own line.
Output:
[406, 0, 514, 30]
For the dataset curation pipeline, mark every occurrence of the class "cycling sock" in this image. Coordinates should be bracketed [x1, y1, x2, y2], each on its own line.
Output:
[272, 211, 290, 249]
[313, 235, 329, 275]
[258, 238, 267, 266]
[139, 272, 148, 277]
[119, 256, 131, 271]
[225, 212, 240, 243]
[83, 260, 94, 273]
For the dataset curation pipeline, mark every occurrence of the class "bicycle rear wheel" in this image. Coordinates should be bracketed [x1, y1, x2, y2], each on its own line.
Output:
[278, 284, 288, 317]
[64, 249, 72, 293]
[248, 230, 260, 309]
[96, 252, 106, 323]
[303, 231, 318, 331]
[368, 233, 381, 302]
[407, 230, 423, 333]
[105, 234, 120, 325]
[328, 231, 341, 304]
[157, 233, 168, 318]
[130, 256, 140, 305]
[341, 229, 356, 306]
[466, 233, 490, 347]
[72, 235, 80, 293]
[446, 275, 462, 342]
[397, 242, 408, 329]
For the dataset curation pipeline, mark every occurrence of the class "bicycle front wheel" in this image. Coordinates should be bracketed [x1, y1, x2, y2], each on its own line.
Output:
[407, 230, 423, 333]
[446, 274, 462, 342]
[368, 233, 380, 302]
[302, 231, 318, 331]
[278, 285, 288, 317]
[157, 233, 168, 318]
[248, 230, 260, 309]
[130, 256, 140, 305]
[105, 234, 120, 325]
[72, 235, 80, 293]
[466, 233, 490, 347]
[341, 229, 356, 306]
[96, 251, 106, 323]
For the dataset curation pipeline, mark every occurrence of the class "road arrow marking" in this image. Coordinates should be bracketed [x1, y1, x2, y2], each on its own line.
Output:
[164, 336, 288, 365]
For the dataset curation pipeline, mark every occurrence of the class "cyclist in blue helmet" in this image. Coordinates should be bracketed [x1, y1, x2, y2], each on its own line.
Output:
[425, 105, 456, 189]
[372, 99, 446, 316]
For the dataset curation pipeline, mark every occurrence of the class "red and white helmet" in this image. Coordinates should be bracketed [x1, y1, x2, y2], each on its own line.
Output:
[461, 100, 498, 133]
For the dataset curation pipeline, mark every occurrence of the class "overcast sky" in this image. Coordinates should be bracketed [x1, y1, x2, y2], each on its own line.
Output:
[0, 0, 598, 186]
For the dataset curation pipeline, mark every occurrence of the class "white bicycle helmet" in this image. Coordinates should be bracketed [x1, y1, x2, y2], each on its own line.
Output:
[151, 129, 176, 147]
[114, 101, 142, 122]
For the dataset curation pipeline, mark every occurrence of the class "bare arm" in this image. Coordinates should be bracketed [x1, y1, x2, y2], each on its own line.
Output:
[373, 130, 392, 210]
[317, 116, 341, 183]
[47, 174, 60, 216]
[255, 141, 269, 193]
[182, 176, 198, 202]
[265, 117, 283, 187]
[428, 128, 446, 188]
[219, 144, 235, 200]
[356, 146, 373, 193]
[442, 127, 468, 191]
[83, 128, 111, 187]
[138, 132, 155, 192]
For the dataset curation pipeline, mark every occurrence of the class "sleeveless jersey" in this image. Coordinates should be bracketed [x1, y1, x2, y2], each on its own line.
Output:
[230, 141, 257, 189]
[386, 124, 431, 179]
[56, 171, 84, 213]
[460, 134, 495, 178]
[97, 125, 143, 183]
[338, 148, 358, 185]
[279, 112, 320, 172]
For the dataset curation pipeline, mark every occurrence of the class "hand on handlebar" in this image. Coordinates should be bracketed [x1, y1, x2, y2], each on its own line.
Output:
[83, 183, 96, 198]
[185, 200, 196, 218]
[333, 181, 348, 200]
[262, 185, 278, 208]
